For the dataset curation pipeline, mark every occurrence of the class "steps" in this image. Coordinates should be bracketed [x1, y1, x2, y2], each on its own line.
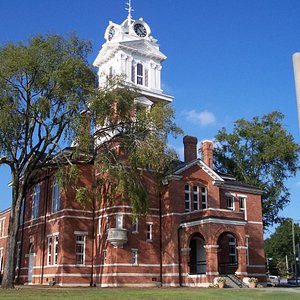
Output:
[223, 274, 249, 288]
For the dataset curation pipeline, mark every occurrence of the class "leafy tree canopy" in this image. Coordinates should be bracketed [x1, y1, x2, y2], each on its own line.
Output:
[265, 219, 300, 276]
[214, 111, 299, 228]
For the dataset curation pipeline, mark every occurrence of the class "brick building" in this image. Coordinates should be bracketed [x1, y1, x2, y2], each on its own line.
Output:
[0, 5, 266, 287]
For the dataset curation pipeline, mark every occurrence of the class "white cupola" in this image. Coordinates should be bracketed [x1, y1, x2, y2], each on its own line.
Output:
[93, 1, 173, 104]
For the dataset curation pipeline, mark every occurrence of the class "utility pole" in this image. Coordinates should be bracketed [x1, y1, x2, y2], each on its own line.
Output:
[292, 219, 298, 285]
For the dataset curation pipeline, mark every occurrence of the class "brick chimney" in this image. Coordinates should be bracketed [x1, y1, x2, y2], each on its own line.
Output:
[201, 140, 213, 169]
[183, 136, 198, 163]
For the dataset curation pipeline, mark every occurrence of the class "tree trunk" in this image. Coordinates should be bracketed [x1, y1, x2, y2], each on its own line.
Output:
[1, 180, 22, 288]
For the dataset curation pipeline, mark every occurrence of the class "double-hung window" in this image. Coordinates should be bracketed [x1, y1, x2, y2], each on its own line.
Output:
[131, 249, 138, 265]
[47, 236, 52, 265]
[201, 187, 207, 209]
[75, 235, 86, 265]
[54, 235, 59, 265]
[146, 223, 153, 241]
[226, 195, 234, 210]
[52, 178, 60, 213]
[136, 63, 143, 85]
[239, 197, 245, 211]
[32, 184, 40, 219]
[229, 236, 237, 264]
[185, 184, 191, 212]
[103, 249, 107, 264]
[0, 219, 5, 237]
[116, 215, 123, 229]
[193, 186, 199, 210]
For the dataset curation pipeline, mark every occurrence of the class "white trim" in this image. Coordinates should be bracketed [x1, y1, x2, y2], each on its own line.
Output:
[235, 271, 248, 275]
[74, 231, 88, 235]
[247, 221, 263, 225]
[174, 159, 224, 182]
[237, 194, 247, 198]
[181, 218, 247, 228]
[225, 192, 236, 196]
[186, 274, 206, 278]
[204, 245, 219, 249]
[206, 272, 219, 275]
[236, 246, 248, 250]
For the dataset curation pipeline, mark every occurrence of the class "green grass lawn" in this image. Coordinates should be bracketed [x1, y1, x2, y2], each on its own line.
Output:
[0, 287, 299, 300]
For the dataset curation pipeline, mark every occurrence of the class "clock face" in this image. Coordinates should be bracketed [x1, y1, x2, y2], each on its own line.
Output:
[108, 26, 115, 41]
[134, 23, 147, 37]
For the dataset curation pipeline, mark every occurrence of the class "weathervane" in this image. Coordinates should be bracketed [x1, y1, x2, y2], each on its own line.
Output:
[126, 0, 134, 24]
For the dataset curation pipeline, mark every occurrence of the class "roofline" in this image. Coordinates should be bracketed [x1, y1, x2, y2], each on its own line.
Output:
[0, 207, 11, 215]
[213, 180, 263, 195]
[173, 159, 224, 182]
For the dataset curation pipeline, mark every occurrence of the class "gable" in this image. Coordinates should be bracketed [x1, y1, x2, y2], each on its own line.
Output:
[173, 159, 224, 182]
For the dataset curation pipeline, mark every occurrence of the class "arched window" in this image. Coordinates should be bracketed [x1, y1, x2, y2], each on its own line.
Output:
[137, 63, 143, 85]
[52, 177, 60, 213]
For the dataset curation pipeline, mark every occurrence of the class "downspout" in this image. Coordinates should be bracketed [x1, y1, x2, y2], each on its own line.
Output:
[159, 191, 163, 287]
[177, 225, 182, 287]
[41, 171, 50, 284]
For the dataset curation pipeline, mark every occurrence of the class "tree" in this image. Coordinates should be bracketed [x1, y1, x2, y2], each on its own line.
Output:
[265, 219, 300, 276]
[0, 34, 95, 288]
[0, 35, 181, 288]
[214, 111, 299, 228]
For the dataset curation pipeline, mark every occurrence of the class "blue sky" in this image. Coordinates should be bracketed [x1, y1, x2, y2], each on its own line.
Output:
[0, 0, 299, 233]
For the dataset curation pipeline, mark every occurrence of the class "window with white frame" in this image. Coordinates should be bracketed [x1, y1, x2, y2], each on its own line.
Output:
[146, 223, 153, 241]
[52, 177, 60, 213]
[75, 235, 86, 265]
[185, 184, 191, 212]
[193, 186, 199, 210]
[201, 187, 207, 209]
[132, 218, 139, 233]
[103, 249, 107, 264]
[0, 248, 3, 273]
[246, 237, 249, 265]
[239, 197, 245, 211]
[32, 184, 40, 219]
[16, 241, 21, 269]
[229, 236, 237, 264]
[47, 236, 52, 265]
[0, 219, 5, 237]
[131, 63, 136, 82]
[131, 249, 138, 265]
[226, 195, 234, 210]
[116, 215, 123, 229]
[136, 63, 143, 85]
[98, 217, 102, 235]
[54, 235, 59, 265]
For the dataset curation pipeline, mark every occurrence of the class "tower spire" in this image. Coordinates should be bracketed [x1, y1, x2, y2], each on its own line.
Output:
[126, 0, 133, 25]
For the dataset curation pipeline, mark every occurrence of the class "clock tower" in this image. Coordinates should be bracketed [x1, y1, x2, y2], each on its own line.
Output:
[93, 1, 173, 107]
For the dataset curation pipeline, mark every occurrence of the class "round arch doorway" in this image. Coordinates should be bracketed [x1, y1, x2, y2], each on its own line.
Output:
[189, 235, 206, 274]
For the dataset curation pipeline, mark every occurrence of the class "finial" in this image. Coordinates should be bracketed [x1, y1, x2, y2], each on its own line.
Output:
[126, 0, 134, 24]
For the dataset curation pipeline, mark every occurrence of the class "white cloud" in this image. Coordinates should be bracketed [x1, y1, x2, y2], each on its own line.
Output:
[184, 109, 216, 127]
